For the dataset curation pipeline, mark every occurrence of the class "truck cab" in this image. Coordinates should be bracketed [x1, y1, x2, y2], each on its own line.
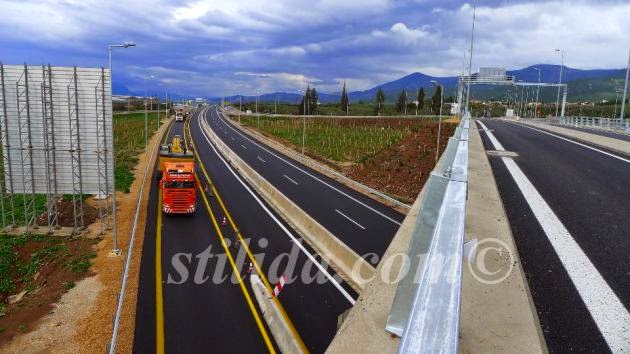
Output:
[161, 162, 196, 214]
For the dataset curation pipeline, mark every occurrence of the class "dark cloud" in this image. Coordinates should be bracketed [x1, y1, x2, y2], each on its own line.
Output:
[0, 0, 628, 96]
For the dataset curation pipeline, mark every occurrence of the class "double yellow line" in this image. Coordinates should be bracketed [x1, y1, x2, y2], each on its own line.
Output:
[185, 110, 308, 353]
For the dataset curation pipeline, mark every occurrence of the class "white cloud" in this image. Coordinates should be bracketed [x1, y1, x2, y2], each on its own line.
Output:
[234, 71, 322, 92]
[389, 23, 430, 43]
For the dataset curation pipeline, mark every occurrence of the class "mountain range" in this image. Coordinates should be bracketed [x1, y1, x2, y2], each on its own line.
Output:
[114, 64, 628, 103]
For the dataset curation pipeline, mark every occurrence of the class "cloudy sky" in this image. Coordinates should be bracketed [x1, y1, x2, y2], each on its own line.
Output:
[1, 0, 629, 96]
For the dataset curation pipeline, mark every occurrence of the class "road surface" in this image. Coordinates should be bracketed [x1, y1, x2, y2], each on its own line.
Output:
[477, 119, 630, 353]
[133, 108, 359, 354]
[204, 107, 404, 260]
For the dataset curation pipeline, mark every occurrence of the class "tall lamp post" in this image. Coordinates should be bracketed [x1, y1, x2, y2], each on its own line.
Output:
[107, 41, 135, 256]
[430, 80, 444, 163]
[256, 90, 260, 129]
[144, 74, 155, 150]
[555, 49, 564, 117]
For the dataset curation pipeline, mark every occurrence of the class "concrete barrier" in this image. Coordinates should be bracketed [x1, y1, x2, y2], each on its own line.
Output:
[199, 116, 376, 291]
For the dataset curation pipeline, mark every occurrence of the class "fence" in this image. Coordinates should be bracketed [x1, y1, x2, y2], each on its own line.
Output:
[386, 112, 470, 353]
[558, 116, 630, 133]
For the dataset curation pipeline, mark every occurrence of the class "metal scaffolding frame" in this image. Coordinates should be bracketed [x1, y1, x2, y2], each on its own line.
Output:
[67, 66, 85, 233]
[0, 63, 16, 229]
[0, 63, 114, 235]
[42, 64, 59, 233]
[95, 68, 110, 235]
[16, 64, 37, 230]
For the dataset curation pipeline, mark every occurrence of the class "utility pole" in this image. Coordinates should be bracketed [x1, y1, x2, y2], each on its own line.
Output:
[620, 49, 630, 120]
[239, 95, 242, 123]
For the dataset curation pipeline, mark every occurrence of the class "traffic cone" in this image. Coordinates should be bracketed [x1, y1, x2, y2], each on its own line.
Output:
[222, 216, 228, 226]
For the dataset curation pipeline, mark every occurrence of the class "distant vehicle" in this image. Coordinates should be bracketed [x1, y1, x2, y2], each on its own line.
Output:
[158, 135, 196, 214]
[175, 113, 184, 122]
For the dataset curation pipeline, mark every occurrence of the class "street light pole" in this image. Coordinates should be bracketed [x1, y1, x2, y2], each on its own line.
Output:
[431, 80, 443, 163]
[107, 41, 135, 256]
[256, 92, 260, 129]
[465, 3, 476, 113]
[620, 49, 630, 120]
[555, 49, 564, 117]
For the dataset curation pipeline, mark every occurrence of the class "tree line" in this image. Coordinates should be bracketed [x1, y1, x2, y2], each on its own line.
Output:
[295, 82, 445, 116]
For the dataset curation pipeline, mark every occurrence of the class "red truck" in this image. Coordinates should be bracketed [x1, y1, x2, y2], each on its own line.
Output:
[158, 135, 197, 214]
[161, 161, 196, 214]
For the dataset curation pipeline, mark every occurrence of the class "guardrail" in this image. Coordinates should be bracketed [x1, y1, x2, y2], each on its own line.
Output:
[558, 116, 630, 133]
[385, 112, 470, 353]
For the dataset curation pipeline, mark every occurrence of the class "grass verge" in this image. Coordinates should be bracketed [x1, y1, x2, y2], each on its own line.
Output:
[114, 112, 162, 192]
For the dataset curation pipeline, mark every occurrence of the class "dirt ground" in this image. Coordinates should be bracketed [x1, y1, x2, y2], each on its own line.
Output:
[346, 122, 456, 201]
[0, 119, 170, 353]
[36, 198, 99, 227]
[0, 236, 98, 346]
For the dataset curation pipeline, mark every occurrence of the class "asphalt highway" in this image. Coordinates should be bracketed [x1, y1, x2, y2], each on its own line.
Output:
[133, 119, 271, 353]
[477, 119, 630, 353]
[204, 107, 404, 260]
[133, 109, 359, 354]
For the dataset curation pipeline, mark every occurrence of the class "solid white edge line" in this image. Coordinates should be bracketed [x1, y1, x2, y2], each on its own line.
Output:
[477, 120, 630, 352]
[507, 121, 630, 164]
[196, 108, 357, 305]
[335, 209, 366, 230]
[283, 174, 299, 185]
[210, 109, 402, 226]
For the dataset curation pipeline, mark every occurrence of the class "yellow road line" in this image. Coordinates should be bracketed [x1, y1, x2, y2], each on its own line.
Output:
[155, 189, 165, 354]
[187, 112, 308, 353]
[195, 174, 277, 354]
